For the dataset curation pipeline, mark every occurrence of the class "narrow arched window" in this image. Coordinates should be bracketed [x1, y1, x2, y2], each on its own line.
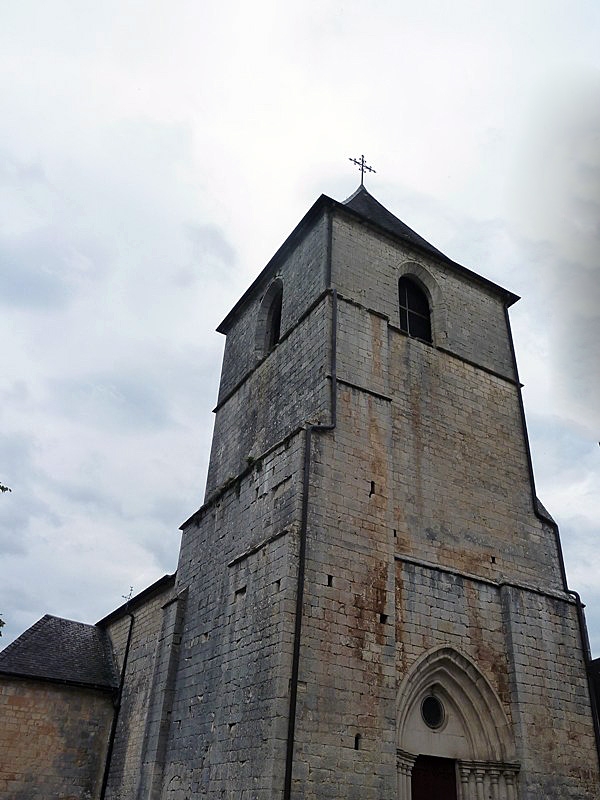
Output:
[266, 284, 282, 351]
[256, 279, 283, 358]
[398, 277, 432, 343]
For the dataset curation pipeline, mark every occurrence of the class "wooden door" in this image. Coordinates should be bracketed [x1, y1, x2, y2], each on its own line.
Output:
[411, 755, 457, 800]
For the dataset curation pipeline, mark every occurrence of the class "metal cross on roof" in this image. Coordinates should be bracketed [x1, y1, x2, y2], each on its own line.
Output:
[349, 154, 376, 186]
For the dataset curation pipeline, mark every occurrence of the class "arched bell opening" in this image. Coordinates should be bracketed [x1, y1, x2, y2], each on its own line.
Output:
[255, 278, 283, 359]
[397, 261, 448, 345]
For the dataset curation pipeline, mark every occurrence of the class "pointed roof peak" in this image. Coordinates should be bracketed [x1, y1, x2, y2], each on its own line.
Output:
[342, 184, 372, 204]
[341, 184, 446, 261]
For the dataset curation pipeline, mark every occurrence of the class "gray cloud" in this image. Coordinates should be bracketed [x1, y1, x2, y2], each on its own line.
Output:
[138, 522, 182, 574]
[0, 230, 72, 309]
[0, 228, 110, 310]
[47, 480, 125, 518]
[0, 153, 48, 186]
[527, 413, 593, 478]
[0, 432, 35, 484]
[510, 72, 600, 432]
[524, 415, 600, 645]
[185, 223, 236, 267]
[0, 499, 57, 556]
[1, 0, 600, 661]
[173, 223, 238, 288]
[49, 372, 173, 432]
[559, 514, 600, 655]
[0, 433, 62, 554]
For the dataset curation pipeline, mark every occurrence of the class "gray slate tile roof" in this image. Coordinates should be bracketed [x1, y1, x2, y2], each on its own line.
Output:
[0, 614, 118, 689]
[342, 185, 448, 261]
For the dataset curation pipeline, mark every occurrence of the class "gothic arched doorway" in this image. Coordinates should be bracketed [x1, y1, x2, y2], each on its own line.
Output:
[396, 647, 520, 799]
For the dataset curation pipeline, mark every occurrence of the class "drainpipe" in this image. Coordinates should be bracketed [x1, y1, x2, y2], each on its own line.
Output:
[284, 210, 337, 799]
[100, 611, 135, 799]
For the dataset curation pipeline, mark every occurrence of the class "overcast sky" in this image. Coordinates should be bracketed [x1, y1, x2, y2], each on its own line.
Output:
[1, 1, 599, 656]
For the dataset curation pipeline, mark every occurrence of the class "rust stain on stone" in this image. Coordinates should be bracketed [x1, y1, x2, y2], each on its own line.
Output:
[438, 543, 483, 580]
[395, 563, 407, 674]
[367, 397, 388, 521]
[464, 581, 511, 709]
[351, 561, 389, 683]
[407, 359, 424, 522]
[369, 314, 383, 381]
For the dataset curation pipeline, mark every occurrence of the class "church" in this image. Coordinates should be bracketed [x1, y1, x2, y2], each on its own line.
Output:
[1, 180, 599, 799]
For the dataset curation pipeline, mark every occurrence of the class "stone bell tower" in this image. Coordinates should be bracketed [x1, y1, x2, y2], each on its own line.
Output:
[143, 185, 599, 800]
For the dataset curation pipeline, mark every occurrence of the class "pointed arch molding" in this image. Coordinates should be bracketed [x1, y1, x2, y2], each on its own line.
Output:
[397, 647, 517, 763]
[397, 261, 447, 343]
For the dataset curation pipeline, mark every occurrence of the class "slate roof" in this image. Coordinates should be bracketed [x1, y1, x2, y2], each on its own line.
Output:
[342, 185, 448, 262]
[0, 614, 118, 690]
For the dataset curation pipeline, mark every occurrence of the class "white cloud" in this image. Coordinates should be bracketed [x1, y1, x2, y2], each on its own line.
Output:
[0, 1, 599, 664]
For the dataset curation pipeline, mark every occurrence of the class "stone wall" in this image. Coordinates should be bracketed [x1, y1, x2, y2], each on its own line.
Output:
[388, 330, 562, 589]
[102, 576, 177, 799]
[290, 394, 397, 800]
[332, 213, 515, 380]
[206, 299, 331, 497]
[501, 586, 599, 798]
[283, 207, 599, 798]
[133, 198, 600, 799]
[216, 213, 328, 403]
[205, 213, 330, 498]
[332, 208, 564, 590]
[161, 433, 305, 798]
[0, 677, 113, 799]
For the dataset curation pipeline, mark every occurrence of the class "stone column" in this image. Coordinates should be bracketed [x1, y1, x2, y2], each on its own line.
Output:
[458, 762, 473, 800]
[488, 768, 500, 800]
[404, 767, 411, 800]
[396, 750, 416, 800]
[503, 767, 518, 800]
[474, 768, 485, 800]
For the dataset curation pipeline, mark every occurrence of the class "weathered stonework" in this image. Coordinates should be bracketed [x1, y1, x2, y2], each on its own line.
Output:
[0, 679, 113, 799]
[148, 189, 597, 799]
[2, 187, 598, 799]
[102, 575, 178, 798]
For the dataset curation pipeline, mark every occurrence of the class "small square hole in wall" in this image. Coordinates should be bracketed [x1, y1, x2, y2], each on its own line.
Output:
[490, 556, 496, 564]
[274, 579, 281, 591]
[234, 586, 246, 600]
[327, 575, 333, 587]
[379, 613, 388, 624]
